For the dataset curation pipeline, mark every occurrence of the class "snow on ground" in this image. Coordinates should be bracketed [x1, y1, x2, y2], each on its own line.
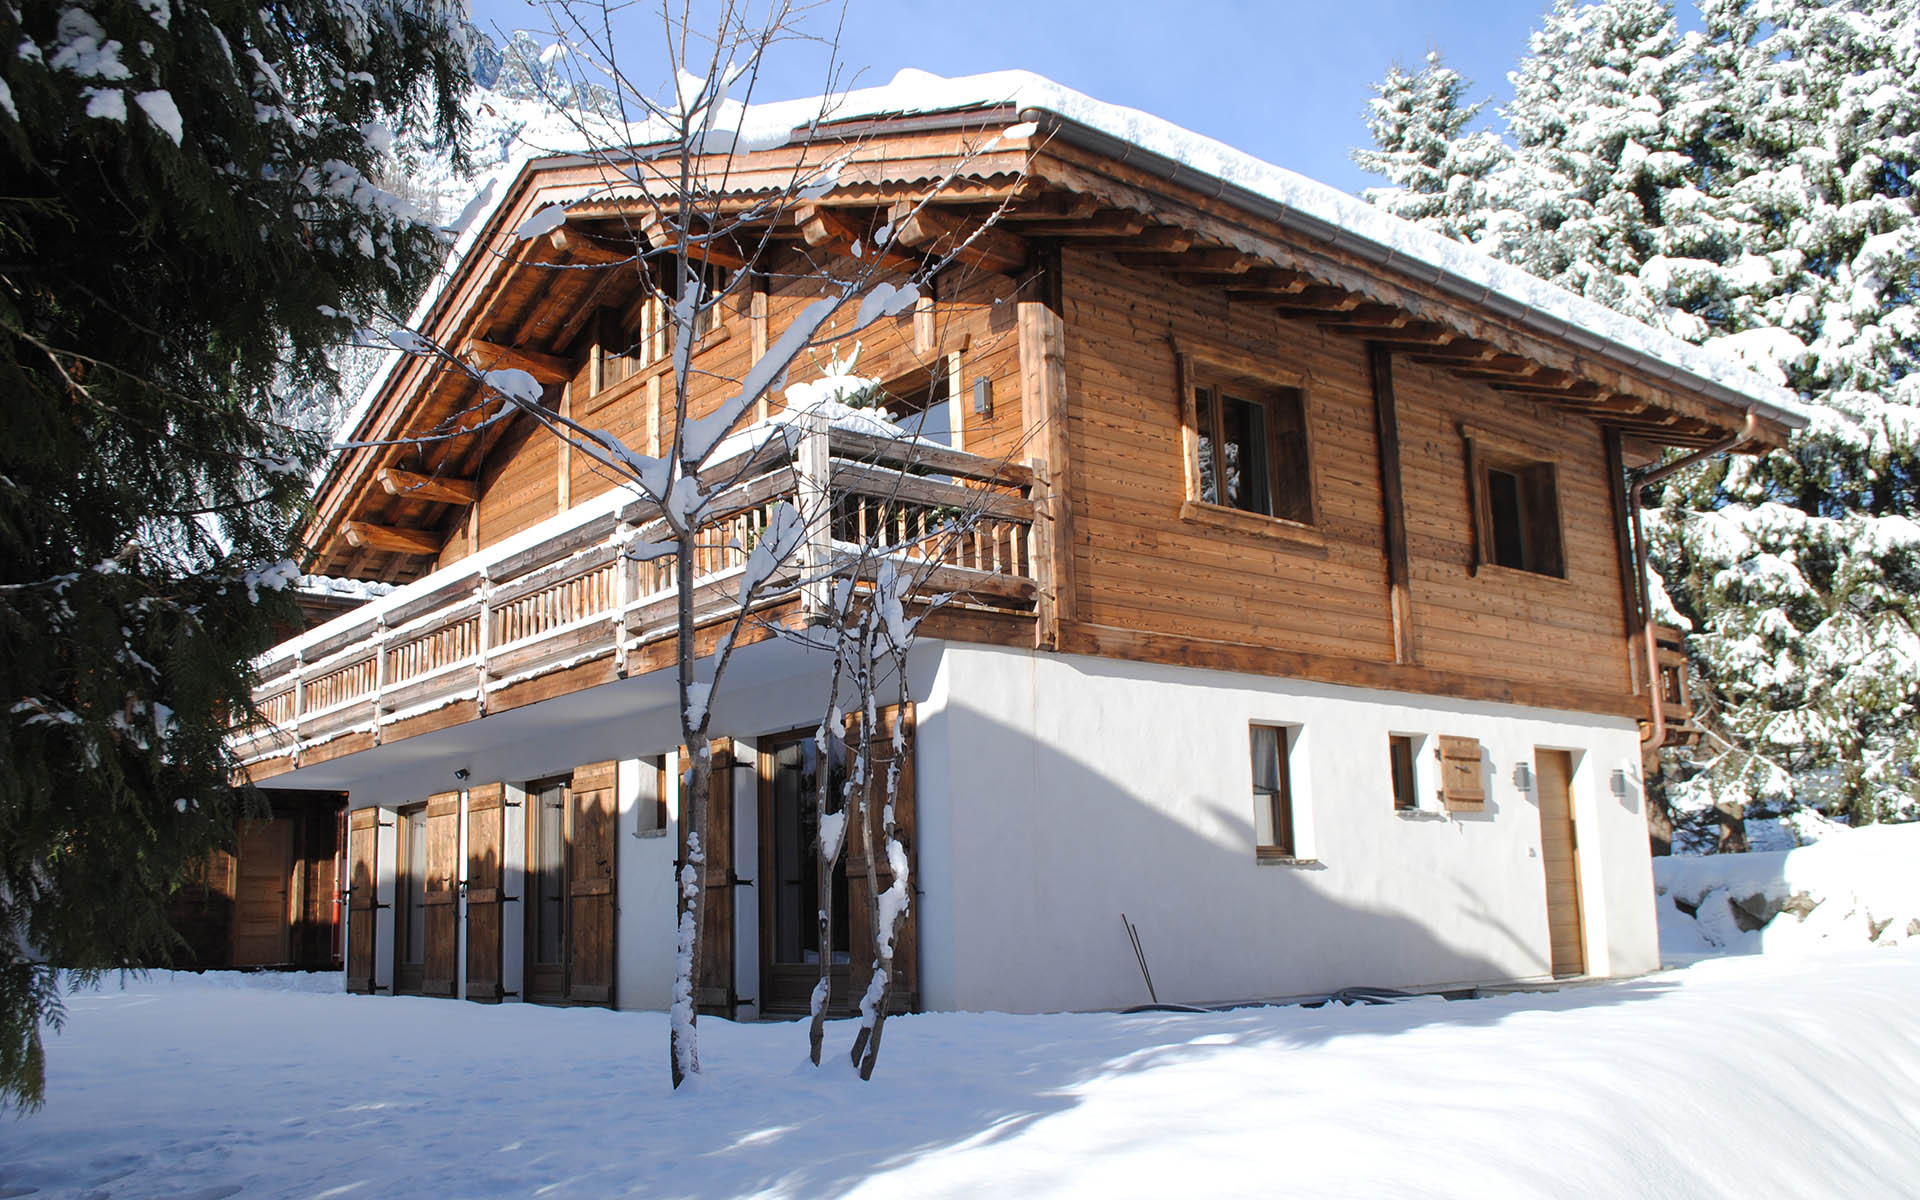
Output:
[5, 950, 1919, 1198]
[1655, 821, 1920, 964]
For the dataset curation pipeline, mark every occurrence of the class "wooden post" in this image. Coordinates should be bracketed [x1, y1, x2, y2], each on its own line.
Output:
[1027, 461, 1058, 651]
[557, 383, 573, 512]
[1367, 344, 1415, 664]
[371, 616, 388, 745]
[750, 281, 770, 422]
[291, 649, 305, 763]
[613, 519, 633, 677]
[647, 373, 663, 459]
[1018, 299, 1075, 643]
[795, 411, 832, 622]
[1604, 429, 1645, 695]
[474, 570, 492, 717]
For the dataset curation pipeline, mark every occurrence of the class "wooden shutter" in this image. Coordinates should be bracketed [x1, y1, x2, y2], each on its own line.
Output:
[345, 808, 379, 993]
[464, 783, 507, 1002]
[847, 705, 919, 1014]
[421, 792, 461, 997]
[1439, 736, 1487, 811]
[680, 742, 735, 1017]
[566, 760, 618, 1005]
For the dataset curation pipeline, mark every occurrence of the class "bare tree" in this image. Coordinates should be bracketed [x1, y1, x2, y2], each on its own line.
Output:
[346, 0, 1034, 1087]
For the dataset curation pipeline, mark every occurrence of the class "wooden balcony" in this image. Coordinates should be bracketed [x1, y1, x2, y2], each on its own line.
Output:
[236, 424, 1039, 771]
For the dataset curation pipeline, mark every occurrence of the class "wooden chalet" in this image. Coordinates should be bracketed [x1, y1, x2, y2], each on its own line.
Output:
[234, 73, 1802, 1014]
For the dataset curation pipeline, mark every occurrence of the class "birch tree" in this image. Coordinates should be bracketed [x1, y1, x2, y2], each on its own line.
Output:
[364, 0, 1029, 1085]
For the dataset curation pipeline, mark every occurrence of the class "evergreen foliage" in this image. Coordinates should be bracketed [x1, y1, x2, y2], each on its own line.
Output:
[1353, 51, 1508, 245]
[1356, 0, 1920, 846]
[0, 0, 470, 1106]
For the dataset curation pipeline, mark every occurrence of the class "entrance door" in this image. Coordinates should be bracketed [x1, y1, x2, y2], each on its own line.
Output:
[394, 804, 428, 993]
[760, 733, 850, 1014]
[523, 765, 619, 1007]
[231, 817, 293, 967]
[525, 780, 569, 1003]
[1535, 749, 1587, 977]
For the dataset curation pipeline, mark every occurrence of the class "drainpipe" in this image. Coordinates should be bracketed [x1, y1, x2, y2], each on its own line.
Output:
[1628, 409, 1759, 746]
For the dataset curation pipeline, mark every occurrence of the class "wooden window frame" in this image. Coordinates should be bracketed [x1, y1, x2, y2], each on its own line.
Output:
[1388, 733, 1421, 813]
[1175, 344, 1324, 550]
[584, 266, 736, 413]
[1250, 723, 1310, 863]
[1460, 424, 1567, 579]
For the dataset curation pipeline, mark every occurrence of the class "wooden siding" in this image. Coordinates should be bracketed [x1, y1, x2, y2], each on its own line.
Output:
[1058, 247, 1637, 706]
[452, 252, 1031, 564]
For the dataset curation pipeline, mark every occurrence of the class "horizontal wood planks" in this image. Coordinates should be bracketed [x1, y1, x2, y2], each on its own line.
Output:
[1059, 247, 1637, 708]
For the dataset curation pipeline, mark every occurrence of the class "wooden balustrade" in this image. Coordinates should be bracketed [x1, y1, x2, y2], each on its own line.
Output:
[235, 427, 1040, 766]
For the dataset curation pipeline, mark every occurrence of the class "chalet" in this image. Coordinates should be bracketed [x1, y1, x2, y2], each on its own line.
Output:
[228, 71, 1804, 1014]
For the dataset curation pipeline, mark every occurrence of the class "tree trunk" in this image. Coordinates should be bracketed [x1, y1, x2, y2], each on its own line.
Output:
[670, 539, 708, 1089]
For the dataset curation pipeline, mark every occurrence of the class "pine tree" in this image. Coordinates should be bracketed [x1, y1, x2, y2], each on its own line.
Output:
[0, 0, 470, 1105]
[1353, 52, 1507, 245]
[1495, 0, 1705, 328]
[1355, 0, 1920, 848]
[1650, 0, 1920, 842]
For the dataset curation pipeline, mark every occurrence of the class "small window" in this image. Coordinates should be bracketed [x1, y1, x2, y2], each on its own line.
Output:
[595, 266, 731, 393]
[1250, 724, 1299, 859]
[1389, 735, 1419, 812]
[1466, 440, 1563, 577]
[1194, 376, 1313, 524]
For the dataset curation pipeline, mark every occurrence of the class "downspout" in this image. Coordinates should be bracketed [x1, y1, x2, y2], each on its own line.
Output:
[1628, 409, 1759, 746]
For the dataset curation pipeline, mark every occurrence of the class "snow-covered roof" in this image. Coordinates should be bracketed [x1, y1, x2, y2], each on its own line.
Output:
[336, 66, 1808, 462]
[767, 68, 1807, 428]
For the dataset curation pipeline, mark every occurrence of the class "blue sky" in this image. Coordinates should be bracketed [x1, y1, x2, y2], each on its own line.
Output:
[468, 0, 1562, 196]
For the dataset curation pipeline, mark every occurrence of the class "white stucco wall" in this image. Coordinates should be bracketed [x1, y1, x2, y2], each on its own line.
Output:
[913, 643, 1660, 1014]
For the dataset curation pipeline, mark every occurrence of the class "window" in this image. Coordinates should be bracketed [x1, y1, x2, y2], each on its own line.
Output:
[1193, 376, 1313, 524]
[1464, 429, 1564, 577]
[878, 360, 955, 448]
[1250, 724, 1300, 860]
[595, 266, 731, 393]
[1389, 735, 1420, 812]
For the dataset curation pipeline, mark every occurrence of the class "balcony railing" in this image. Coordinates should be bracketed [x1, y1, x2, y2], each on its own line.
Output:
[237, 421, 1039, 767]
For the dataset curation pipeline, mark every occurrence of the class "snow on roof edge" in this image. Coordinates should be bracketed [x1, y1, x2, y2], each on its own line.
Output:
[330, 64, 1808, 476]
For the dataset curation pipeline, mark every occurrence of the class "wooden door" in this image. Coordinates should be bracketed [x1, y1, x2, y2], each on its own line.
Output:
[847, 704, 918, 1014]
[345, 808, 378, 993]
[394, 804, 428, 993]
[759, 733, 842, 1015]
[1535, 749, 1587, 977]
[679, 742, 735, 1016]
[524, 780, 569, 1003]
[465, 783, 507, 1002]
[231, 817, 294, 967]
[421, 792, 460, 997]
[566, 760, 618, 1006]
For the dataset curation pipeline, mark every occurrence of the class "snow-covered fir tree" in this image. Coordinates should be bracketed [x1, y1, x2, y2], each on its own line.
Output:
[1352, 52, 1507, 246]
[1355, 0, 1920, 848]
[0, 0, 470, 1105]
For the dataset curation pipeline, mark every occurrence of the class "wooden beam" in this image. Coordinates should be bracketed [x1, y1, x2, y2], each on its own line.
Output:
[462, 337, 573, 385]
[888, 201, 1030, 275]
[794, 202, 923, 271]
[342, 521, 441, 556]
[1490, 380, 1608, 401]
[1408, 340, 1500, 365]
[1243, 286, 1365, 313]
[642, 218, 750, 271]
[1079, 226, 1193, 253]
[1001, 194, 1100, 222]
[377, 468, 477, 506]
[1368, 344, 1415, 665]
[1317, 303, 1411, 331]
[1118, 249, 1255, 274]
[1205, 268, 1310, 294]
[546, 228, 630, 268]
[1363, 320, 1455, 347]
[1014, 209, 1146, 238]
